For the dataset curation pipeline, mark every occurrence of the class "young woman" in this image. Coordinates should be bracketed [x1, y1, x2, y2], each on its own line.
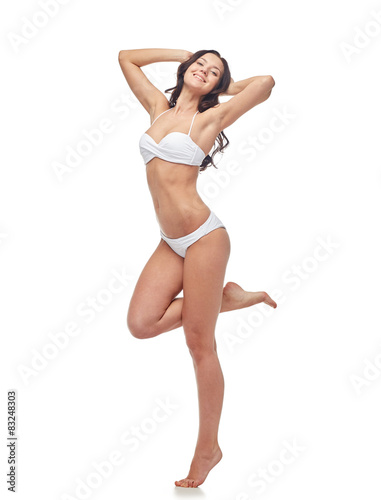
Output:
[118, 48, 277, 488]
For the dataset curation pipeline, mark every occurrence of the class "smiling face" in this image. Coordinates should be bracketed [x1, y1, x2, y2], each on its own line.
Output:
[185, 53, 224, 94]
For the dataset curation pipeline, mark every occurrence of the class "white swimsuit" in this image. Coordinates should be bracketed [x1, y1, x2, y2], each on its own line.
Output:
[139, 108, 207, 166]
[138, 106, 226, 258]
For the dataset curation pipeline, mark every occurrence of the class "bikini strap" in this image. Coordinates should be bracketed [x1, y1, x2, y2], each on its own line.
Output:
[188, 110, 199, 136]
[151, 108, 171, 125]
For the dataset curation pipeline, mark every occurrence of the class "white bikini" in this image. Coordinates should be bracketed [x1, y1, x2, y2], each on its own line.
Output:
[139, 108, 206, 166]
[138, 106, 226, 258]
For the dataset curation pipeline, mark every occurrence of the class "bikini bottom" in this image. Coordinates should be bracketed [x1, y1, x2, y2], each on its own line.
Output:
[160, 210, 226, 258]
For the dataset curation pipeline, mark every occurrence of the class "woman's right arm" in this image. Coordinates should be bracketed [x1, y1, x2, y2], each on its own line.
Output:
[119, 48, 192, 66]
[118, 48, 192, 116]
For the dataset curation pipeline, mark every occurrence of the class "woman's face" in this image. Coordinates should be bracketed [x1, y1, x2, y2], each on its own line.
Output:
[185, 53, 224, 94]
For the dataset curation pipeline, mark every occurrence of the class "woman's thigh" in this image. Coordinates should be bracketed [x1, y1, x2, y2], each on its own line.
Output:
[182, 228, 231, 352]
[127, 238, 184, 333]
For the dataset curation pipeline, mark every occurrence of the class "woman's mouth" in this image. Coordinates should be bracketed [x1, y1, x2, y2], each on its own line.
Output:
[194, 74, 205, 83]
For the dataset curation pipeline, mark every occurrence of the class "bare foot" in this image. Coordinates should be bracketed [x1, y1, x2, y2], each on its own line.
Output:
[221, 281, 277, 312]
[174, 446, 223, 488]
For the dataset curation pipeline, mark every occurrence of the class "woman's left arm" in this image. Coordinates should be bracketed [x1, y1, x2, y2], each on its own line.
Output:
[216, 75, 275, 130]
[222, 76, 268, 96]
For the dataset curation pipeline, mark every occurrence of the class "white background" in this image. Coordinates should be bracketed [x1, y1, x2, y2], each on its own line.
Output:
[1, 0, 381, 498]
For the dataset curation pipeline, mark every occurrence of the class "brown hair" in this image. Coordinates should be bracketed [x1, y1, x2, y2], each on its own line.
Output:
[164, 49, 231, 172]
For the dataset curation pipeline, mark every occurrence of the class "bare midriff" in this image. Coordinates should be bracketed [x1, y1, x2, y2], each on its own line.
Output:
[145, 157, 210, 239]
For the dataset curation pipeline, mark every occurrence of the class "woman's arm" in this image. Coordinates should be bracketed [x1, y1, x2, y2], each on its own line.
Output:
[118, 48, 192, 115]
[118, 48, 192, 67]
[217, 75, 275, 130]
[221, 75, 269, 96]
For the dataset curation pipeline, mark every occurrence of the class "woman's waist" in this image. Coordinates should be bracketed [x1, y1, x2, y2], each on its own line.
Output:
[154, 201, 211, 239]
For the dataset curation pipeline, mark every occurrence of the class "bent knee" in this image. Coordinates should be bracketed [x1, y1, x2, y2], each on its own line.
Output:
[127, 313, 152, 339]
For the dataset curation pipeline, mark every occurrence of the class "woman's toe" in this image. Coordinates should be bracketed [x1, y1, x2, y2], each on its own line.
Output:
[175, 479, 186, 487]
[175, 477, 201, 488]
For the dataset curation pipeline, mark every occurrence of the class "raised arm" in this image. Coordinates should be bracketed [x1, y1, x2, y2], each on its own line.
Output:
[217, 74, 275, 130]
[221, 75, 268, 96]
[118, 48, 192, 116]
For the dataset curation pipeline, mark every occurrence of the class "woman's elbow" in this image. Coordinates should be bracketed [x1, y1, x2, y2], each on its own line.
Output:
[118, 50, 130, 62]
[264, 75, 275, 88]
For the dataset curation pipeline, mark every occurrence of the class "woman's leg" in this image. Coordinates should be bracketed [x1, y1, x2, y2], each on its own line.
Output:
[175, 227, 231, 488]
[128, 239, 277, 339]
[127, 236, 277, 340]
[127, 239, 185, 339]
[157, 281, 276, 328]
[127, 254, 277, 339]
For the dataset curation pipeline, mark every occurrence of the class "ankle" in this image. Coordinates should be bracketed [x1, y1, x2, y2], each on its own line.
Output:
[194, 442, 221, 458]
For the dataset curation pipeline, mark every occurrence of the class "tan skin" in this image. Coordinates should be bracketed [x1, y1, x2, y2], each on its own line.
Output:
[119, 48, 277, 488]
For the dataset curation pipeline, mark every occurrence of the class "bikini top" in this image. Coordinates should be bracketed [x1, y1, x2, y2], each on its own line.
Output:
[139, 108, 207, 166]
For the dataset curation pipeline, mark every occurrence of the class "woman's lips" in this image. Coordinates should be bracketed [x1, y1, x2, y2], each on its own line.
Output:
[194, 74, 205, 82]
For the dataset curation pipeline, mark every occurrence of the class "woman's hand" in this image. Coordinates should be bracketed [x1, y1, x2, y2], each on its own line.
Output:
[221, 77, 235, 96]
[179, 50, 193, 63]
[228, 77, 235, 94]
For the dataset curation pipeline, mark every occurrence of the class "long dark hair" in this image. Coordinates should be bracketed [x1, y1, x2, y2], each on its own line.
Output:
[164, 49, 231, 172]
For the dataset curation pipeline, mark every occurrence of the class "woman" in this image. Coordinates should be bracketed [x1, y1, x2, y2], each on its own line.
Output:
[118, 48, 277, 488]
